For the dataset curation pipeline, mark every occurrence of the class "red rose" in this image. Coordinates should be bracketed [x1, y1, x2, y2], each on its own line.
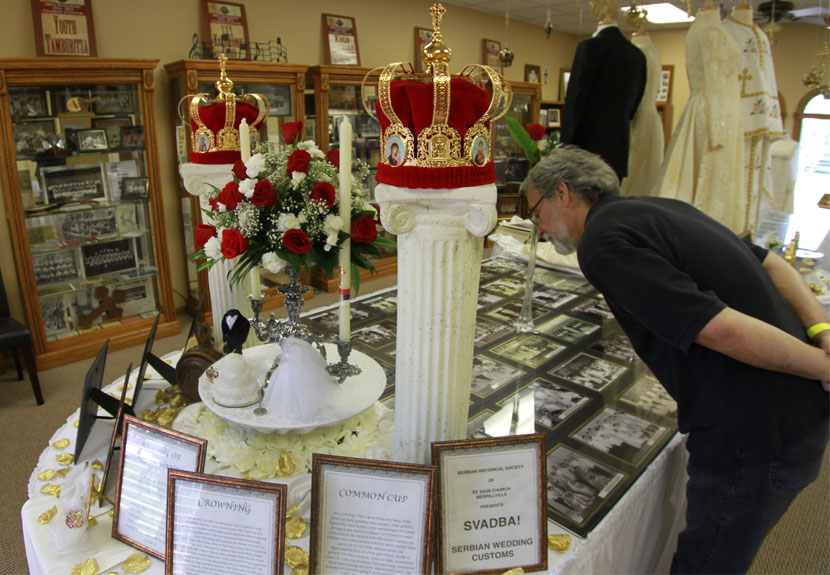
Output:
[251, 178, 277, 207]
[282, 121, 303, 145]
[194, 224, 217, 250]
[350, 215, 378, 244]
[286, 149, 312, 176]
[282, 228, 312, 254]
[310, 182, 336, 210]
[326, 148, 340, 169]
[232, 159, 247, 181]
[526, 124, 547, 141]
[220, 228, 248, 259]
[214, 181, 244, 211]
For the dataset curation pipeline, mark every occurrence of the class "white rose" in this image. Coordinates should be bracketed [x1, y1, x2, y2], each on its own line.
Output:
[323, 214, 344, 237]
[326, 234, 339, 246]
[245, 153, 265, 178]
[537, 139, 549, 152]
[239, 178, 256, 199]
[298, 140, 324, 158]
[262, 252, 287, 274]
[291, 171, 306, 188]
[277, 213, 300, 231]
[323, 244, 332, 252]
[204, 236, 222, 260]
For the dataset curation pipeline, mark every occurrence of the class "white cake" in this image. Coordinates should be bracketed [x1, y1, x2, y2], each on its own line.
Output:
[211, 353, 261, 407]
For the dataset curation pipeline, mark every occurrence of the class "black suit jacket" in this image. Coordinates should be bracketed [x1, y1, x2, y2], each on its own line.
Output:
[562, 26, 647, 179]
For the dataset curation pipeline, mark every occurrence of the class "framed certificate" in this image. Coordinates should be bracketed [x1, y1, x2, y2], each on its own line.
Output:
[482, 38, 502, 73]
[112, 416, 207, 559]
[309, 454, 435, 574]
[201, 0, 250, 61]
[31, 0, 97, 57]
[166, 471, 287, 575]
[322, 13, 361, 66]
[432, 434, 548, 575]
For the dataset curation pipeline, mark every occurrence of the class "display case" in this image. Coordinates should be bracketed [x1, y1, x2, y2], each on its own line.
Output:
[164, 59, 308, 317]
[304, 65, 396, 292]
[0, 58, 178, 370]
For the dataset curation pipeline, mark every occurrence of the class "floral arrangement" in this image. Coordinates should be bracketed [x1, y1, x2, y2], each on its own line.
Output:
[505, 117, 561, 167]
[194, 121, 395, 290]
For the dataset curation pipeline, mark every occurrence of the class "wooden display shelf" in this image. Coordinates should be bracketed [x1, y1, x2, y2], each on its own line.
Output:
[309, 256, 397, 292]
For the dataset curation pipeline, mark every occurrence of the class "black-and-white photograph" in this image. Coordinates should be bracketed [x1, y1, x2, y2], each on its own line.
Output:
[618, 373, 678, 419]
[490, 334, 565, 369]
[9, 87, 49, 118]
[591, 331, 638, 363]
[116, 204, 140, 235]
[550, 353, 628, 392]
[95, 86, 134, 114]
[546, 445, 625, 529]
[254, 84, 292, 116]
[32, 250, 79, 285]
[357, 293, 398, 315]
[553, 276, 595, 294]
[308, 306, 371, 333]
[570, 297, 616, 322]
[43, 165, 107, 204]
[114, 278, 157, 318]
[481, 257, 525, 276]
[40, 294, 70, 335]
[501, 379, 591, 430]
[466, 409, 508, 439]
[352, 318, 397, 348]
[481, 276, 527, 298]
[470, 355, 524, 397]
[486, 300, 547, 325]
[14, 119, 58, 157]
[81, 239, 137, 278]
[93, 116, 133, 149]
[61, 208, 118, 240]
[572, 406, 668, 465]
[477, 290, 503, 309]
[537, 314, 600, 344]
[532, 267, 569, 288]
[121, 177, 148, 201]
[77, 129, 109, 152]
[532, 287, 578, 309]
[474, 317, 514, 349]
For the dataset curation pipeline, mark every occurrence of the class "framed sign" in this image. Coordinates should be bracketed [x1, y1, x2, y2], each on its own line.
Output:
[201, 0, 250, 61]
[482, 38, 502, 72]
[31, 0, 97, 57]
[166, 471, 287, 575]
[309, 454, 435, 574]
[432, 434, 548, 575]
[524, 64, 542, 84]
[322, 13, 360, 66]
[657, 65, 674, 103]
[112, 415, 207, 559]
[414, 26, 434, 73]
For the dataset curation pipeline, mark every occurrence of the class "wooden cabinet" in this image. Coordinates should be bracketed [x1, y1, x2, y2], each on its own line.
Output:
[164, 59, 308, 317]
[0, 58, 179, 370]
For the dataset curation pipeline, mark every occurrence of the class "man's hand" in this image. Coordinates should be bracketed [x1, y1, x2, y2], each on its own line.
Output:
[812, 331, 830, 391]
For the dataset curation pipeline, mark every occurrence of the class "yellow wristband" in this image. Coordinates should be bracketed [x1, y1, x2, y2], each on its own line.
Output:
[807, 323, 830, 339]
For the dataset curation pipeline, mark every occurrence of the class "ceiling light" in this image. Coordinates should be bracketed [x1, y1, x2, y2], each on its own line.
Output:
[621, 2, 695, 24]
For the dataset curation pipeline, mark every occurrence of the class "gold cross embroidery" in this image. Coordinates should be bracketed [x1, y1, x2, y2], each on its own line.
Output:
[738, 68, 753, 97]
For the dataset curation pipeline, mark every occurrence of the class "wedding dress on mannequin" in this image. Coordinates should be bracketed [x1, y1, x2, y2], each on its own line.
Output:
[651, 6, 745, 232]
[621, 31, 664, 196]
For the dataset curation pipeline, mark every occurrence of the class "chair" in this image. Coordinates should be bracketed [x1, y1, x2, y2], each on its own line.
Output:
[0, 267, 43, 405]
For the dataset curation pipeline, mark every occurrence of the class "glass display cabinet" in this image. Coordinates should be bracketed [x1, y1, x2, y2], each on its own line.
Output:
[0, 58, 178, 370]
[164, 59, 308, 317]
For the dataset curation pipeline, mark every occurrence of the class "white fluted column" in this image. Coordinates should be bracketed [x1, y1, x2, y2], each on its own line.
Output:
[376, 183, 498, 464]
[180, 163, 258, 347]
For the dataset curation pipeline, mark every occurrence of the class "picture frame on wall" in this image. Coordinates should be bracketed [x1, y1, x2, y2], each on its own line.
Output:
[322, 13, 361, 66]
[548, 108, 561, 128]
[30, 0, 97, 57]
[482, 38, 502, 72]
[414, 26, 434, 73]
[76, 129, 109, 152]
[657, 65, 674, 103]
[524, 64, 542, 84]
[201, 0, 250, 61]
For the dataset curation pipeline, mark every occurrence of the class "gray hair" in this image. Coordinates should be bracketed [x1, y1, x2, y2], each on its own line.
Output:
[520, 145, 619, 204]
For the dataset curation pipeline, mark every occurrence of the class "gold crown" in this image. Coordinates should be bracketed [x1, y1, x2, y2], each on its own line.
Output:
[590, 0, 620, 23]
[625, 1, 648, 32]
[361, 3, 512, 169]
[178, 54, 270, 157]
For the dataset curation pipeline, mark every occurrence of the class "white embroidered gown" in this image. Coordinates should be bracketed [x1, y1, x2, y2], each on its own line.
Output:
[651, 9, 745, 233]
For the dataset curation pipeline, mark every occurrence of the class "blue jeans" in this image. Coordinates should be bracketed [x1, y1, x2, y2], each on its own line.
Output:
[671, 419, 829, 574]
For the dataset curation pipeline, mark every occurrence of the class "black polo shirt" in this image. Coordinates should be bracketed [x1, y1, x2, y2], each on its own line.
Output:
[577, 194, 828, 467]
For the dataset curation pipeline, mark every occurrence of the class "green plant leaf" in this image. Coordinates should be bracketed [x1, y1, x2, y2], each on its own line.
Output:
[373, 236, 397, 250]
[505, 116, 539, 165]
[351, 261, 360, 296]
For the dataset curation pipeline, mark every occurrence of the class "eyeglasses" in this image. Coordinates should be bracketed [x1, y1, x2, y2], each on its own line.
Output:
[528, 194, 547, 225]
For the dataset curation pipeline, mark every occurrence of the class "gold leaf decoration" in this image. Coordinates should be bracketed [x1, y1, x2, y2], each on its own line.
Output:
[87, 516, 98, 528]
[548, 533, 571, 553]
[52, 438, 70, 449]
[56, 453, 75, 466]
[277, 452, 297, 476]
[56, 467, 69, 478]
[40, 483, 61, 496]
[139, 409, 159, 422]
[292, 565, 309, 575]
[37, 469, 56, 481]
[117, 383, 133, 392]
[170, 394, 188, 409]
[285, 516, 306, 539]
[71, 558, 99, 575]
[92, 460, 104, 471]
[285, 546, 309, 569]
[73, 419, 80, 427]
[37, 506, 58, 524]
[285, 503, 299, 518]
[501, 569, 525, 574]
[122, 552, 152, 573]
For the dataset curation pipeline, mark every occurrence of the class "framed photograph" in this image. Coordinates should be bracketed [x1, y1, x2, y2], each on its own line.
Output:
[473, 316, 513, 349]
[113, 416, 207, 559]
[571, 406, 668, 465]
[120, 125, 145, 150]
[92, 116, 132, 149]
[255, 84, 292, 117]
[358, 293, 398, 315]
[548, 108, 561, 128]
[121, 176, 149, 201]
[113, 277, 157, 318]
[545, 444, 626, 537]
[503, 378, 592, 429]
[537, 314, 600, 344]
[76, 128, 108, 152]
[524, 64, 542, 84]
[553, 275, 593, 294]
[81, 238, 137, 277]
[166, 471, 286, 575]
[471, 354, 525, 397]
[201, 0, 250, 60]
[322, 13, 360, 66]
[657, 65, 674, 104]
[62, 207, 118, 240]
[13, 119, 58, 157]
[590, 331, 638, 363]
[531, 286, 577, 309]
[9, 86, 49, 118]
[477, 290, 503, 310]
[549, 352, 628, 392]
[489, 334, 565, 370]
[116, 203, 140, 235]
[351, 318, 397, 349]
[309, 454, 434, 574]
[481, 276, 526, 298]
[414, 26, 434, 73]
[570, 297, 615, 322]
[617, 372, 678, 419]
[482, 38, 502, 72]
[487, 300, 548, 325]
[42, 164, 106, 204]
[32, 249, 79, 285]
[559, 68, 571, 101]
[31, 0, 97, 57]
[40, 293, 70, 335]
[432, 434, 547, 575]
[94, 86, 134, 114]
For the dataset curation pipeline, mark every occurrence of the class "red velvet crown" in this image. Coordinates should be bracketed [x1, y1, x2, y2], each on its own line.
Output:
[189, 101, 263, 165]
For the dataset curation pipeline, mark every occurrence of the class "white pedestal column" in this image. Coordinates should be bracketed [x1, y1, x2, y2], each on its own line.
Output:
[375, 183, 498, 464]
[180, 163, 259, 347]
